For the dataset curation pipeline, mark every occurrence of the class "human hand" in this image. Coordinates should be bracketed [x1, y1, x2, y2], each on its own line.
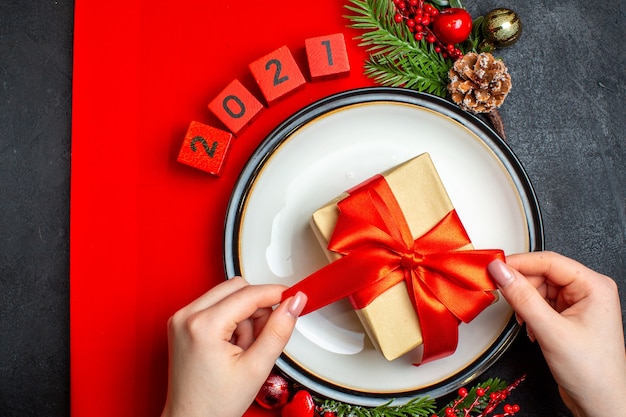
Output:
[488, 251, 626, 417]
[160, 277, 307, 417]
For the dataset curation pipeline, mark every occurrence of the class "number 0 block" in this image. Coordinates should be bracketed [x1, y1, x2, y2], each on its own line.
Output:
[208, 79, 264, 136]
[177, 121, 233, 176]
[305, 33, 350, 81]
[249, 45, 306, 105]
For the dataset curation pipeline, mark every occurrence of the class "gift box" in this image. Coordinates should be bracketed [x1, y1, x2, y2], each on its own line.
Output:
[283, 153, 504, 363]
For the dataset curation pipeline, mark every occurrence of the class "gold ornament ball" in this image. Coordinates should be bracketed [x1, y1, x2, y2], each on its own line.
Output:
[482, 8, 522, 47]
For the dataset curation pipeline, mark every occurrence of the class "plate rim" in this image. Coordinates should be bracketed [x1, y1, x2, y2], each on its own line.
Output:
[223, 87, 544, 404]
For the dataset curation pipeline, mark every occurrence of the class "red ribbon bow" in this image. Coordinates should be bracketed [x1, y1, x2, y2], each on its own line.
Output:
[282, 175, 504, 363]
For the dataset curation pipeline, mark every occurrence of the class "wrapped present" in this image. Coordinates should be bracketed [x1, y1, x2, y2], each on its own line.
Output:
[282, 153, 504, 363]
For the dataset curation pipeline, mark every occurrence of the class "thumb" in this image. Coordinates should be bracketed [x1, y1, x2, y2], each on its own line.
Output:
[488, 259, 560, 336]
[243, 291, 307, 373]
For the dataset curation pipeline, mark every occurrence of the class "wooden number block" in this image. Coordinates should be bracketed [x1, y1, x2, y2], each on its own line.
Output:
[305, 33, 350, 81]
[249, 45, 306, 105]
[177, 121, 233, 176]
[208, 79, 264, 136]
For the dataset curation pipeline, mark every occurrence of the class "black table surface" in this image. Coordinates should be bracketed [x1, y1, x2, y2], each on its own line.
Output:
[1, 1, 624, 416]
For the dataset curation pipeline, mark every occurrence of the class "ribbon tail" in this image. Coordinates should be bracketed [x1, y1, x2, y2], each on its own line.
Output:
[281, 248, 401, 315]
[408, 271, 460, 364]
[419, 302, 459, 364]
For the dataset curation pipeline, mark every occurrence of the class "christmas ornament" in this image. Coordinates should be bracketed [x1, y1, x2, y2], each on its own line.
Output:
[447, 52, 511, 113]
[281, 390, 315, 417]
[255, 372, 291, 410]
[431, 8, 473, 45]
[345, 0, 463, 97]
[392, 1, 466, 60]
[482, 8, 522, 48]
[315, 376, 526, 417]
[346, 0, 516, 137]
[254, 375, 525, 416]
[438, 375, 525, 416]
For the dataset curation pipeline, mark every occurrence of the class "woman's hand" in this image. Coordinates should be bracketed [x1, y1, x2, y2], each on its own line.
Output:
[160, 277, 307, 417]
[488, 251, 626, 417]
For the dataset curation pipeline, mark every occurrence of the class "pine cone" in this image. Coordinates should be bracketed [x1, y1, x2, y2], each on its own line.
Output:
[447, 52, 511, 113]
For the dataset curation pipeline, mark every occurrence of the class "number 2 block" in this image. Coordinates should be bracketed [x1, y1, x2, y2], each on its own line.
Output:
[208, 79, 264, 136]
[249, 45, 306, 106]
[177, 121, 233, 176]
[305, 33, 350, 81]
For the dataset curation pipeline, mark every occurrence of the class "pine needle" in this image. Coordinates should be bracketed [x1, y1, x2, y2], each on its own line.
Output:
[314, 376, 524, 417]
[345, 0, 452, 97]
[318, 395, 437, 417]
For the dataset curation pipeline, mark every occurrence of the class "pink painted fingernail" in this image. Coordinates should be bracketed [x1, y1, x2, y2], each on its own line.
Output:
[286, 291, 307, 318]
[488, 259, 514, 287]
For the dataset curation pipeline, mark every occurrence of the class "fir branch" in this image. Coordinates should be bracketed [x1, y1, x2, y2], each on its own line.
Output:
[345, 0, 452, 97]
[318, 396, 437, 417]
[345, 0, 420, 61]
[462, 16, 486, 53]
[312, 377, 524, 417]
[364, 54, 448, 96]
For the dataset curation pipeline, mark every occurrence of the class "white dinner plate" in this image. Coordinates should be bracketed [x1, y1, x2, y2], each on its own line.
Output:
[224, 87, 543, 406]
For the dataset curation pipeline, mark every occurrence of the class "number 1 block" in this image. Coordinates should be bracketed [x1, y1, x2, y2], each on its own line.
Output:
[305, 33, 350, 81]
[249, 45, 306, 106]
[177, 121, 233, 176]
[208, 79, 264, 136]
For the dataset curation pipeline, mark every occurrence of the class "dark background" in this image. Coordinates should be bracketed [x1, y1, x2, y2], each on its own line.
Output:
[1, 0, 623, 416]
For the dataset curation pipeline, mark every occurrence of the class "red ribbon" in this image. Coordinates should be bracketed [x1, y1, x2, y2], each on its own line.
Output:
[282, 175, 504, 363]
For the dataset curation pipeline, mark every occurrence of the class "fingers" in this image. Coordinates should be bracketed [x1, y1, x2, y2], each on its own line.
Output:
[172, 282, 288, 349]
[506, 251, 615, 309]
[506, 251, 598, 287]
[181, 276, 250, 315]
[207, 283, 288, 330]
[242, 291, 308, 376]
[488, 259, 562, 337]
[232, 318, 255, 349]
[170, 280, 307, 382]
